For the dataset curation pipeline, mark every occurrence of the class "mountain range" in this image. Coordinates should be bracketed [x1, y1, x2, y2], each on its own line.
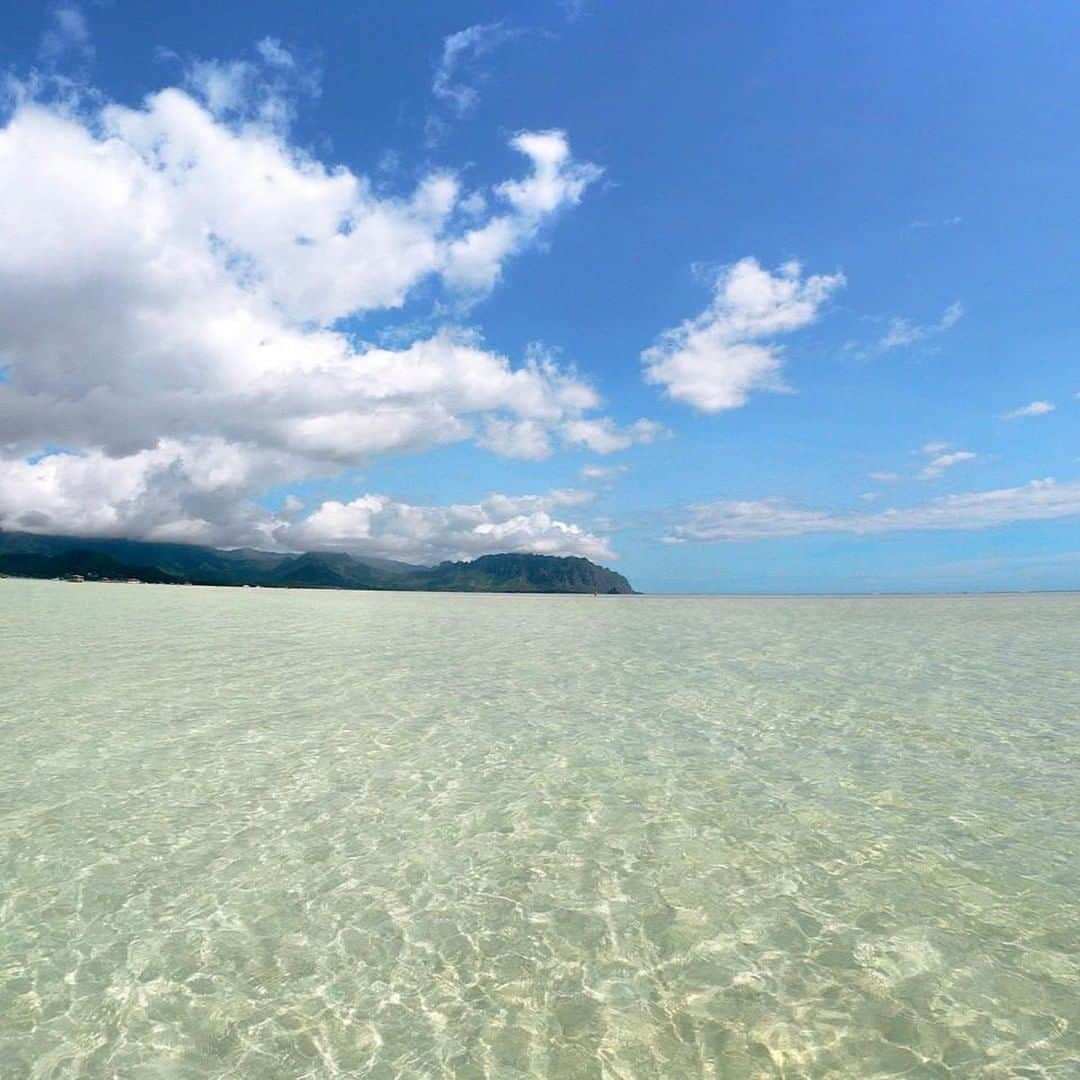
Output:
[0, 531, 635, 594]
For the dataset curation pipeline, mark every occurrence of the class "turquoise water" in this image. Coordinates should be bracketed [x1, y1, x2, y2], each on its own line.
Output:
[1, 580, 1078, 1077]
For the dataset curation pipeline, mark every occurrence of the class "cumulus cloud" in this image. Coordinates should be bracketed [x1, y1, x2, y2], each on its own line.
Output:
[0, 440, 300, 548]
[560, 417, 667, 454]
[879, 301, 963, 349]
[642, 257, 844, 412]
[1002, 400, 1055, 419]
[666, 478, 1080, 543]
[0, 444, 610, 562]
[0, 50, 632, 556]
[275, 489, 614, 564]
[455, 411, 663, 462]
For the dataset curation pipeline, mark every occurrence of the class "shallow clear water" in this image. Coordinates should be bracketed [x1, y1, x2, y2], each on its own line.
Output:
[1, 580, 1078, 1078]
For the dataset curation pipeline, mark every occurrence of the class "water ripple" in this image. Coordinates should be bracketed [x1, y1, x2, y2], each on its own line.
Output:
[1, 583, 1078, 1077]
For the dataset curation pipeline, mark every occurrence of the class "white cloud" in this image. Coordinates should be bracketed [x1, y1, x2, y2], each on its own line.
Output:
[920, 449, 976, 480]
[276, 489, 614, 564]
[880, 301, 963, 349]
[443, 130, 602, 295]
[38, 5, 94, 64]
[93, 91, 592, 323]
[916, 442, 976, 481]
[868, 471, 900, 482]
[666, 478, 1080, 543]
[0, 53, 638, 556]
[477, 413, 664, 460]
[0, 439, 299, 548]
[1002, 400, 1055, 419]
[477, 418, 553, 460]
[642, 257, 844, 412]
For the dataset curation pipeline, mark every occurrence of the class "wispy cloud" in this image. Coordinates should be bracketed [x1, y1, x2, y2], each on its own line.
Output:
[581, 463, 628, 482]
[880, 301, 963, 349]
[907, 216, 963, 231]
[1002, 400, 1055, 419]
[427, 22, 523, 143]
[920, 447, 976, 480]
[868, 470, 900, 482]
[666, 478, 1080, 543]
[558, 0, 589, 22]
[432, 23, 516, 115]
[38, 4, 93, 64]
[182, 37, 321, 129]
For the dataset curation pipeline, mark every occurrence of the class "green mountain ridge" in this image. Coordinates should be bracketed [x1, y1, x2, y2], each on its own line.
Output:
[0, 531, 636, 594]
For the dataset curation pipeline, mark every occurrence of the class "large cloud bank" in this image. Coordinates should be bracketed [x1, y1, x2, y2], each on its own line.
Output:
[0, 46, 642, 561]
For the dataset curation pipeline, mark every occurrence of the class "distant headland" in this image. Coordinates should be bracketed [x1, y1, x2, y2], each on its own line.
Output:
[0, 530, 635, 594]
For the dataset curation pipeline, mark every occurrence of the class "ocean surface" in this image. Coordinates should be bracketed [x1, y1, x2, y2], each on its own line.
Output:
[1, 580, 1078, 1078]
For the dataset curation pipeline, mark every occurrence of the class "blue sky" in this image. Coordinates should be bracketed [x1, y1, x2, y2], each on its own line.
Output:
[0, 1, 1077, 591]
